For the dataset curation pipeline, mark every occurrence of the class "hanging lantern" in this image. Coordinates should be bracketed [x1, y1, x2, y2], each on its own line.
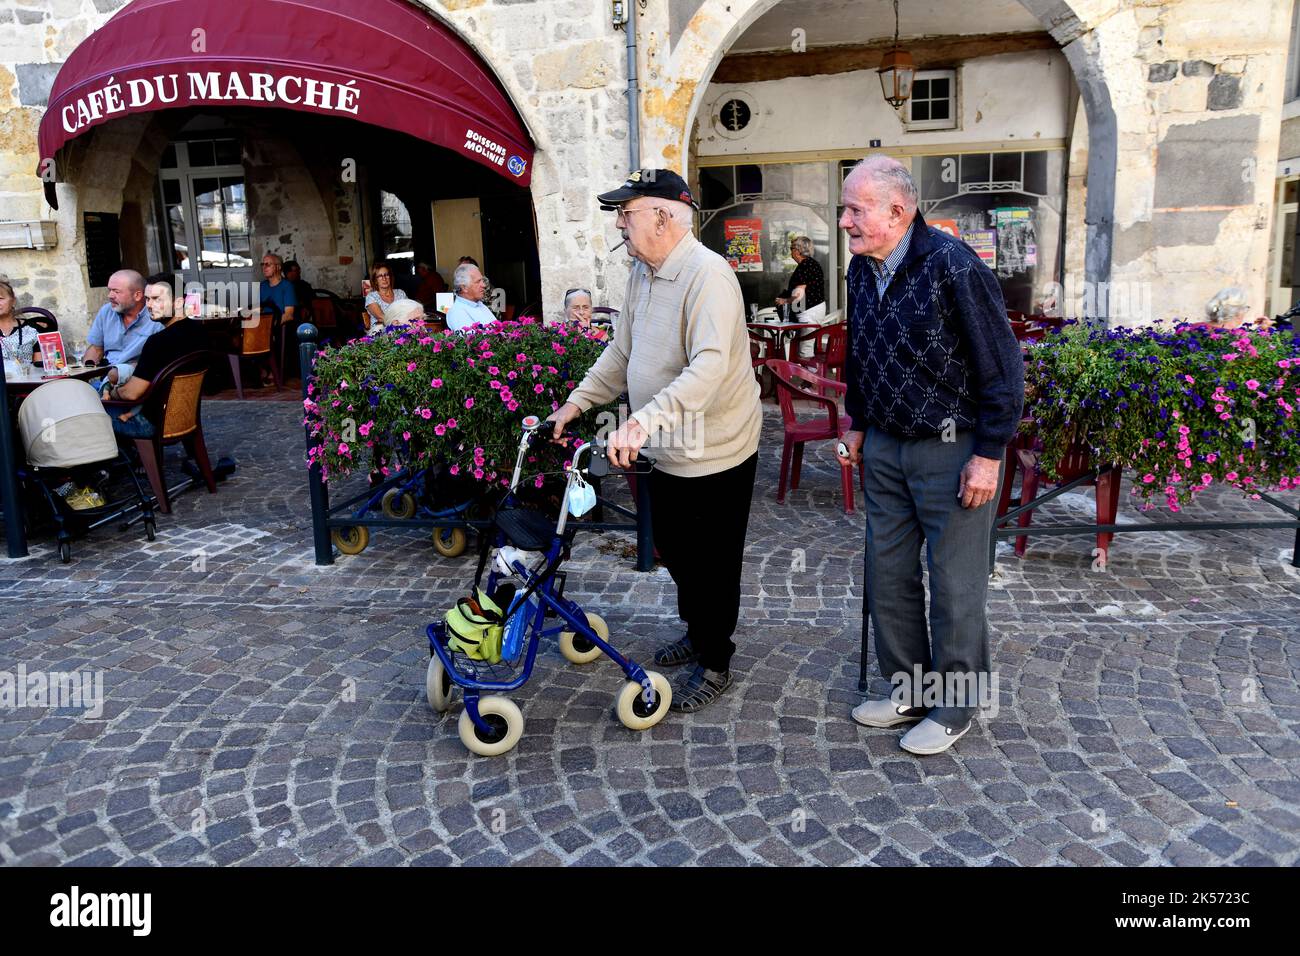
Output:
[878, 0, 916, 110]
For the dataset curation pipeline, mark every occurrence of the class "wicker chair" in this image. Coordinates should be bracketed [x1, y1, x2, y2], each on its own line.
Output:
[104, 350, 216, 514]
[226, 307, 280, 399]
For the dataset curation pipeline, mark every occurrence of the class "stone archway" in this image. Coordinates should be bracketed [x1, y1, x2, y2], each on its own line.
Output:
[648, 0, 1117, 294]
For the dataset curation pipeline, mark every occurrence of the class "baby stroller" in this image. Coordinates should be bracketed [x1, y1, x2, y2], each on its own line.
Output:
[425, 415, 670, 756]
[17, 378, 157, 562]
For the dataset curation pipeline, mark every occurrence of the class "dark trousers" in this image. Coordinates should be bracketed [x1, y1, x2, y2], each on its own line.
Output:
[862, 428, 1000, 730]
[648, 452, 758, 672]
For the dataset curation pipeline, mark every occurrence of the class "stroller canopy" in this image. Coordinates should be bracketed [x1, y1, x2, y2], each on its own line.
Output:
[19, 378, 119, 469]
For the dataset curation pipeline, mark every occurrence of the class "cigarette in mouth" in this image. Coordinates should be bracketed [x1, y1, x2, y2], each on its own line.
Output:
[611, 239, 627, 252]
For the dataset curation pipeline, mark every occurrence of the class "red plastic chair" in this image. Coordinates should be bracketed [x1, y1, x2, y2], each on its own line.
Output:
[766, 359, 862, 514]
[1001, 438, 1123, 561]
[790, 322, 848, 385]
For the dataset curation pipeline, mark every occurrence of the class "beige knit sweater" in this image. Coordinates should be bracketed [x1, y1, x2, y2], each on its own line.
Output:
[565, 232, 762, 477]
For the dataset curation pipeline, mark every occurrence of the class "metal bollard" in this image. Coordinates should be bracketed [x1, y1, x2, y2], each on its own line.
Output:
[0, 358, 28, 558]
[299, 323, 333, 566]
[634, 463, 654, 572]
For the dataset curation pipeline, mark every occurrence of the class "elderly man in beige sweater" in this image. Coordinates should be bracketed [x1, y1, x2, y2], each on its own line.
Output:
[547, 169, 762, 712]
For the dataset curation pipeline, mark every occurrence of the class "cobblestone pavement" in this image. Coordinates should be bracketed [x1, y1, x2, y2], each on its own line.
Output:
[2, 400, 1298, 866]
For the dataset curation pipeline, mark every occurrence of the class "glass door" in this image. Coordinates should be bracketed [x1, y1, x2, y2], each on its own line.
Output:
[156, 138, 254, 304]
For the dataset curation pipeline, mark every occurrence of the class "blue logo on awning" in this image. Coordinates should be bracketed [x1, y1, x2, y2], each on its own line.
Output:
[507, 155, 527, 177]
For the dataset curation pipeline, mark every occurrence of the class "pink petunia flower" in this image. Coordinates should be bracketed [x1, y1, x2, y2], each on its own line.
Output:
[435, 424, 446, 436]
[407, 362, 417, 372]
[421, 409, 433, 419]
[431, 378, 443, 388]
[446, 418, 457, 429]
[1246, 379, 1260, 390]
[464, 397, 474, 409]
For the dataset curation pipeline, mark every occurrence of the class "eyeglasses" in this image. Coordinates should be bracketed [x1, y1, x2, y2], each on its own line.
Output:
[565, 288, 592, 298]
[614, 205, 663, 221]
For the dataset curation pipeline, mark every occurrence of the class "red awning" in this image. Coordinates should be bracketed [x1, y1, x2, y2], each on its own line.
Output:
[37, 0, 535, 205]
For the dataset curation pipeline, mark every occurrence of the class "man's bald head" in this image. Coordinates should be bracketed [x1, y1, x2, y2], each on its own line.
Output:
[106, 269, 146, 317]
[846, 156, 918, 216]
[110, 269, 144, 293]
[839, 156, 919, 260]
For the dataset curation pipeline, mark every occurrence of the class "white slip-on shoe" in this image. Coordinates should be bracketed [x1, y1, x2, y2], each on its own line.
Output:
[899, 717, 972, 755]
[851, 698, 926, 728]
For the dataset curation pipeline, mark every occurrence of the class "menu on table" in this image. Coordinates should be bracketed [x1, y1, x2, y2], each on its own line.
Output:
[38, 332, 67, 372]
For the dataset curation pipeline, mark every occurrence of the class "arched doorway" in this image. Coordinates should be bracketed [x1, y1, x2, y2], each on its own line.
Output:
[655, 0, 1114, 316]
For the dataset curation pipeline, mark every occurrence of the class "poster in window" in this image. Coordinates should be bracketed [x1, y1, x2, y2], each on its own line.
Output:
[993, 207, 1037, 277]
[931, 219, 960, 239]
[966, 230, 997, 270]
[724, 218, 763, 272]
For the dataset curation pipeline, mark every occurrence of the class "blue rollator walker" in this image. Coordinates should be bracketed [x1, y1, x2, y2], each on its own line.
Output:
[425, 415, 671, 756]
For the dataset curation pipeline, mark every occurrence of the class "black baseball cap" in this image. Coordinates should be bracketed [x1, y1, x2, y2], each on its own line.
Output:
[598, 168, 698, 211]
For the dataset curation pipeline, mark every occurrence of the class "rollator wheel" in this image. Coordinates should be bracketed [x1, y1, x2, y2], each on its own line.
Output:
[426, 654, 455, 713]
[559, 611, 607, 665]
[58, 541, 72, 564]
[431, 526, 467, 558]
[615, 671, 672, 731]
[459, 696, 524, 757]
[332, 525, 369, 555]
[144, 518, 157, 542]
[381, 488, 417, 519]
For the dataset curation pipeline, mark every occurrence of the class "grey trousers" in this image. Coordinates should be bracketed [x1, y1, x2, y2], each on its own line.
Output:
[861, 427, 1000, 730]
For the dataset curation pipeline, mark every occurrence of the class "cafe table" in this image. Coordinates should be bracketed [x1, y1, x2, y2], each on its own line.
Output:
[3, 363, 101, 397]
[746, 321, 821, 362]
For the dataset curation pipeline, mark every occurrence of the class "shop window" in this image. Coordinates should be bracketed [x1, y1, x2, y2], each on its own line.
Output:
[905, 70, 958, 132]
[917, 149, 1065, 314]
[697, 161, 835, 315]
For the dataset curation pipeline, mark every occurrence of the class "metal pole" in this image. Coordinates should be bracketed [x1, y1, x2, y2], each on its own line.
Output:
[0, 360, 28, 558]
[858, 610, 870, 694]
[634, 465, 653, 572]
[299, 323, 333, 565]
[1293, 497, 1300, 568]
[625, 2, 641, 171]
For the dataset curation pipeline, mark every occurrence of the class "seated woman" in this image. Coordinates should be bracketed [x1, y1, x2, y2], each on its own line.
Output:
[0, 279, 40, 369]
[363, 260, 408, 331]
[381, 298, 427, 329]
[563, 287, 607, 341]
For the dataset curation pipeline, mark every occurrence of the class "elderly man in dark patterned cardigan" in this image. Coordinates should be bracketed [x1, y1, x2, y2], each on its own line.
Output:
[836, 156, 1024, 756]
